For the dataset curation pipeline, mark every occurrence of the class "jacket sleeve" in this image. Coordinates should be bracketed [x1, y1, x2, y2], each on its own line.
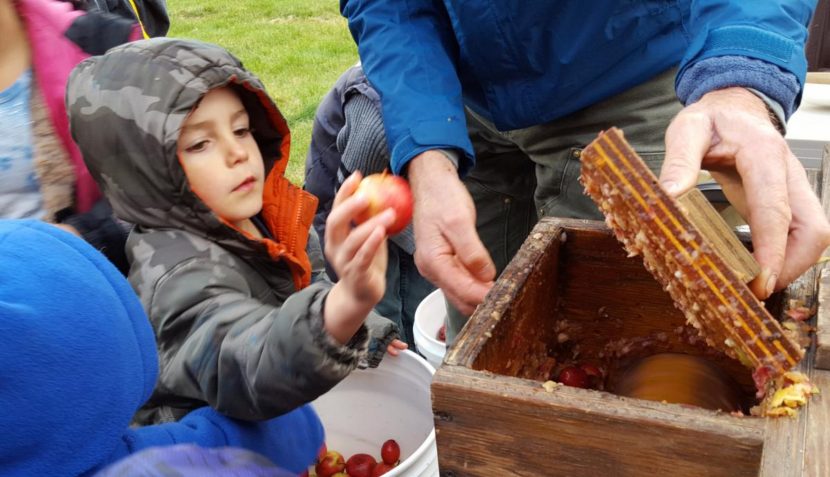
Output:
[677, 1, 815, 110]
[119, 404, 323, 475]
[64, 9, 141, 55]
[340, 0, 475, 176]
[61, 198, 130, 274]
[149, 258, 369, 421]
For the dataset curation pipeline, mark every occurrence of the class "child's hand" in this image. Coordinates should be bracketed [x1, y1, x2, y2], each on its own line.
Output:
[325, 172, 395, 311]
[386, 339, 408, 356]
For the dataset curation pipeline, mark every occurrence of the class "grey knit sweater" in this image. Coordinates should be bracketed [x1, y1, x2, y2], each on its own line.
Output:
[337, 93, 416, 254]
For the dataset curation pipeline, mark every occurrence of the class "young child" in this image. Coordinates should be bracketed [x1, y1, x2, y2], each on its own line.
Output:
[0, 220, 322, 476]
[66, 38, 406, 425]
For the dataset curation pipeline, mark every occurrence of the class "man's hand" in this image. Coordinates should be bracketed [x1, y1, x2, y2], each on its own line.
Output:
[408, 150, 496, 315]
[660, 87, 830, 299]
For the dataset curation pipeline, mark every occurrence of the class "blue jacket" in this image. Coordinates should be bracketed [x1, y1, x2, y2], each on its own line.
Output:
[0, 220, 323, 476]
[341, 0, 815, 175]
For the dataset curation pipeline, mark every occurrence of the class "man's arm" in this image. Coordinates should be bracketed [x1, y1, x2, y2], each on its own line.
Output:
[340, 0, 474, 175]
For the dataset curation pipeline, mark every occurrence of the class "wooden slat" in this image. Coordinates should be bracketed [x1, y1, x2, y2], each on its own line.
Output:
[678, 188, 760, 283]
[759, 265, 817, 476]
[433, 365, 765, 477]
[803, 369, 830, 477]
[817, 147, 830, 369]
[580, 128, 802, 377]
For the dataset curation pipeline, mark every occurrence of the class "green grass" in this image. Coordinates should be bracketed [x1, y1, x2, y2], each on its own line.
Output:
[167, 0, 358, 184]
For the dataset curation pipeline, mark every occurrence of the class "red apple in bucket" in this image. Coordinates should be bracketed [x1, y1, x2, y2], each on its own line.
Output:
[380, 439, 401, 465]
[371, 463, 395, 477]
[315, 450, 345, 477]
[354, 172, 413, 235]
[346, 453, 378, 477]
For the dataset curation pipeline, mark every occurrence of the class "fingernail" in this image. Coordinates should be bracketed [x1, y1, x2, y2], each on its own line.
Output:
[661, 181, 679, 195]
[765, 272, 778, 297]
[381, 208, 396, 223]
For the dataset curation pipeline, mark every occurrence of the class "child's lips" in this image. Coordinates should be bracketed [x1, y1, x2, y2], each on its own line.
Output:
[233, 176, 256, 192]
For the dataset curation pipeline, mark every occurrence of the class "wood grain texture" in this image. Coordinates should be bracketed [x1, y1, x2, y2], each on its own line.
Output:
[817, 270, 830, 369]
[678, 188, 760, 283]
[817, 148, 830, 369]
[433, 365, 765, 477]
[759, 264, 818, 476]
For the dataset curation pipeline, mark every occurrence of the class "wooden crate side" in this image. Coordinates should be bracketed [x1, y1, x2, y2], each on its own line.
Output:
[433, 365, 765, 477]
[817, 269, 830, 369]
[555, 225, 757, 394]
[759, 252, 819, 476]
[445, 218, 572, 368]
[803, 369, 830, 477]
[818, 149, 830, 369]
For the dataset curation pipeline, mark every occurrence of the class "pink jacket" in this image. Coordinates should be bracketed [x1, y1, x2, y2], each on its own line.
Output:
[16, 0, 140, 213]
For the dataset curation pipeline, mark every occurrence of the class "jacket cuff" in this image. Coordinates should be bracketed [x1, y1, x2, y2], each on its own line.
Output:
[390, 117, 475, 177]
[676, 55, 800, 119]
[310, 284, 370, 365]
[359, 312, 401, 369]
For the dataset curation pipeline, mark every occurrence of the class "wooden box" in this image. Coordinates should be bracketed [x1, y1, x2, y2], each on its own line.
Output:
[432, 217, 826, 477]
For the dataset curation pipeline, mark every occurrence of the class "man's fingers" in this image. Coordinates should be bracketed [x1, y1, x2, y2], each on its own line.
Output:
[735, 135, 790, 297]
[415, 249, 492, 316]
[443, 216, 496, 283]
[660, 111, 713, 196]
[776, 154, 830, 288]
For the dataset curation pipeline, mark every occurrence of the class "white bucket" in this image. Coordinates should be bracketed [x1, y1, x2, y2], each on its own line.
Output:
[413, 288, 448, 370]
[311, 350, 439, 477]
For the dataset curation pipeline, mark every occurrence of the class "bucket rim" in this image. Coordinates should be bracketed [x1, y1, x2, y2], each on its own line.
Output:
[413, 289, 449, 350]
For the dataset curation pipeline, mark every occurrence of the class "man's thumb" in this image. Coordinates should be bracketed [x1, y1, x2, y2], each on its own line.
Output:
[660, 113, 712, 197]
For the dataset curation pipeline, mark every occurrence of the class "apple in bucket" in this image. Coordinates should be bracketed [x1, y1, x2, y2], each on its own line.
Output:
[353, 173, 413, 235]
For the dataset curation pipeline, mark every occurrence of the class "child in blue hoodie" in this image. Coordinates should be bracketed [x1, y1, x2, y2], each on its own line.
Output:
[0, 219, 322, 476]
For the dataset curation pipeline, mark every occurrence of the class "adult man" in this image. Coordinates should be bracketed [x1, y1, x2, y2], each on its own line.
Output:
[341, 1, 830, 342]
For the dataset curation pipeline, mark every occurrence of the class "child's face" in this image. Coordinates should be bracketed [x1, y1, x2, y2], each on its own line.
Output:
[178, 87, 265, 229]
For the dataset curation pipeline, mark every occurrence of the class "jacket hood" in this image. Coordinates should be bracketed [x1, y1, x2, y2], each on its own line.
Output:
[66, 38, 292, 242]
[0, 220, 158, 476]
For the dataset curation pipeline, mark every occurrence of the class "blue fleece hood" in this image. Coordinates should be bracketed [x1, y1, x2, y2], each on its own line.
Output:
[0, 220, 158, 476]
[0, 221, 324, 476]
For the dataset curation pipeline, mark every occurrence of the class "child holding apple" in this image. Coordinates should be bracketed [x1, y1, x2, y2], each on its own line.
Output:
[66, 38, 406, 425]
[305, 65, 436, 349]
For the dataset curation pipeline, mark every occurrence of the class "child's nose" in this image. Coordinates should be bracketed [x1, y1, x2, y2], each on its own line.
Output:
[227, 139, 248, 165]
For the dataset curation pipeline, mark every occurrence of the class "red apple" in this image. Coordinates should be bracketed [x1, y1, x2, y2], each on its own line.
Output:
[371, 463, 395, 477]
[436, 324, 446, 342]
[580, 362, 604, 389]
[353, 173, 413, 235]
[380, 439, 401, 465]
[558, 365, 589, 388]
[317, 443, 327, 463]
[315, 450, 345, 477]
[346, 453, 378, 477]
[331, 473, 348, 477]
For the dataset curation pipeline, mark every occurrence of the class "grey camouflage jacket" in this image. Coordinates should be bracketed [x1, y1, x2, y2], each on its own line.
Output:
[66, 39, 398, 424]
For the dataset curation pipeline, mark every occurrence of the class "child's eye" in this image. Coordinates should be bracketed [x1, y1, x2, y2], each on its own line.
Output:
[186, 140, 208, 153]
[234, 127, 251, 138]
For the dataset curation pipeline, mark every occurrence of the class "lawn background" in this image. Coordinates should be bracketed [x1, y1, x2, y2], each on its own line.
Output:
[167, 0, 358, 184]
